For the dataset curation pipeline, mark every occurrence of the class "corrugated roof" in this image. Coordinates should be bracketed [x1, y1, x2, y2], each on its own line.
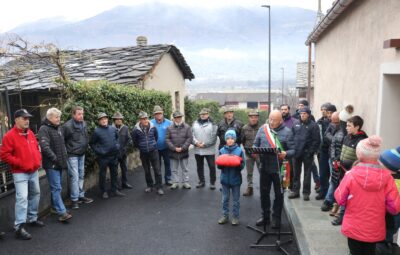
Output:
[0, 44, 195, 91]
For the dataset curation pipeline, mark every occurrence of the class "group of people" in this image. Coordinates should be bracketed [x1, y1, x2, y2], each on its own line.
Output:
[0, 100, 399, 255]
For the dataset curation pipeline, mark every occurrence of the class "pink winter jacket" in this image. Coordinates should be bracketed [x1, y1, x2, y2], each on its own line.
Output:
[334, 162, 400, 243]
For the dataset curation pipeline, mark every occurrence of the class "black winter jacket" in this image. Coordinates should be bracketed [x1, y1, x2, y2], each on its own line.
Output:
[113, 124, 132, 157]
[317, 117, 331, 153]
[217, 118, 244, 149]
[62, 119, 89, 156]
[89, 125, 120, 156]
[38, 119, 68, 170]
[292, 119, 321, 158]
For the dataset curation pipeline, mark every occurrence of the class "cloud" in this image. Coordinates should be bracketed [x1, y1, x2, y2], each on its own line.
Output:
[188, 48, 249, 60]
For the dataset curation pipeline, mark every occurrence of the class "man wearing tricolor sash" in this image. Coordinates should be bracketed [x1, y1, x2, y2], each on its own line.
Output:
[253, 110, 295, 229]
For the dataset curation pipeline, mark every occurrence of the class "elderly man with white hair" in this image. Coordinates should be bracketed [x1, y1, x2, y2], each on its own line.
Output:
[38, 107, 72, 222]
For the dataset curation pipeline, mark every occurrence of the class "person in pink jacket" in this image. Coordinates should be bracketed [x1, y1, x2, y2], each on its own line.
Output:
[334, 135, 400, 255]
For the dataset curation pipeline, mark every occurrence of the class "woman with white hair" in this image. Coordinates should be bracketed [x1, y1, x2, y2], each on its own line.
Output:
[38, 107, 72, 222]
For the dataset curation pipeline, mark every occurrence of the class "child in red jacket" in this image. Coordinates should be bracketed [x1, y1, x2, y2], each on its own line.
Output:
[334, 136, 400, 255]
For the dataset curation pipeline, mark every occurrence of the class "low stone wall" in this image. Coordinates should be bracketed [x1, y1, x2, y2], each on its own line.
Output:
[0, 150, 141, 230]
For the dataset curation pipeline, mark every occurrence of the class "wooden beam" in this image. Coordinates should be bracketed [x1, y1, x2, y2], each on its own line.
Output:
[383, 39, 400, 49]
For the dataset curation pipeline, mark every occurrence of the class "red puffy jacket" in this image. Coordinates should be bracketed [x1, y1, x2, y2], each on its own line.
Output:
[334, 162, 400, 243]
[0, 126, 42, 174]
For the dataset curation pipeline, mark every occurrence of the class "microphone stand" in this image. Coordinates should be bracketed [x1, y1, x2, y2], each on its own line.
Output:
[245, 133, 294, 255]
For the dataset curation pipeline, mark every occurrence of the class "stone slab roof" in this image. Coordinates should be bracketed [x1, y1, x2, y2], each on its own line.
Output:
[0, 44, 194, 91]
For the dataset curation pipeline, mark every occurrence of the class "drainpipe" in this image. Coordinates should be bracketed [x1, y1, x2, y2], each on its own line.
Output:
[307, 44, 312, 103]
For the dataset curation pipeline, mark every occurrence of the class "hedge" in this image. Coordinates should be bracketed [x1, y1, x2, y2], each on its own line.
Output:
[184, 97, 269, 125]
[62, 80, 172, 173]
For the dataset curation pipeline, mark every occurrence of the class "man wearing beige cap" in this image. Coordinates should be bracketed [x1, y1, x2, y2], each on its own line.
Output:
[241, 109, 261, 196]
[151, 105, 173, 186]
[192, 108, 218, 189]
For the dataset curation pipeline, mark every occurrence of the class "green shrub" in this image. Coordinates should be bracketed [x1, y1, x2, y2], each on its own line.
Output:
[62, 80, 172, 173]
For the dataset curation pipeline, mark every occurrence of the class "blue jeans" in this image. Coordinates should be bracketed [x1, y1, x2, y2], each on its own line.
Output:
[68, 155, 85, 201]
[324, 159, 338, 204]
[222, 184, 241, 218]
[158, 149, 171, 183]
[13, 171, 40, 227]
[46, 169, 67, 216]
[318, 151, 331, 196]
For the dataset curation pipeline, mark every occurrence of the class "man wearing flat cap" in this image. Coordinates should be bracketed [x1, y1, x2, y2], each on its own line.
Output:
[241, 109, 261, 196]
[90, 113, 125, 199]
[217, 106, 243, 150]
[0, 109, 43, 240]
[192, 108, 218, 189]
[150, 105, 173, 186]
[289, 107, 321, 201]
[166, 110, 193, 189]
[132, 111, 164, 195]
[112, 112, 133, 189]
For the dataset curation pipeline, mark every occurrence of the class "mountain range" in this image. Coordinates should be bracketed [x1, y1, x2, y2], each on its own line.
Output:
[2, 3, 318, 93]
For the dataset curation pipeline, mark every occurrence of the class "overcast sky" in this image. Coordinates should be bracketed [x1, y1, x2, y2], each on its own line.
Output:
[0, 0, 334, 32]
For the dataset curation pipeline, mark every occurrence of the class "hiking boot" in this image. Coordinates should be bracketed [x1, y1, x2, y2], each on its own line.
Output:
[58, 213, 72, 222]
[111, 190, 126, 197]
[79, 197, 94, 204]
[121, 183, 133, 189]
[321, 201, 333, 211]
[170, 183, 179, 190]
[15, 224, 31, 240]
[315, 193, 325, 200]
[330, 203, 340, 216]
[157, 188, 164, 195]
[243, 187, 253, 196]
[303, 194, 310, 201]
[71, 201, 79, 210]
[144, 187, 153, 193]
[196, 182, 205, 188]
[288, 191, 300, 199]
[102, 192, 109, 199]
[29, 220, 45, 227]
[218, 216, 229, 225]
[210, 184, 216, 190]
[231, 217, 239, 226]
[182, 183, 191, 189]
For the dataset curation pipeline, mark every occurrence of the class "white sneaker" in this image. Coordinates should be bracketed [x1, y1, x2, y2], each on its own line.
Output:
[182, 183, 191, 189]
[171, 183, 179, 190]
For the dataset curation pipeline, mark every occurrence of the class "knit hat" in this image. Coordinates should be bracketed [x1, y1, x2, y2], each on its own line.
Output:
[339, 105, 354, 122]
[379, 147, 400, 171]
[326, 104, 337, 112]
[225, 130, 237, 141]
[356, 135, 382, 162]
[298, 99, 309, 106]
[298, 106, 311, 115]
[321, 102, 331, 110]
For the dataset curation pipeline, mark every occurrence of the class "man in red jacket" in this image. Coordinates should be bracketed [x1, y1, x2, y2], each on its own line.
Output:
[0, 109, 44, 240]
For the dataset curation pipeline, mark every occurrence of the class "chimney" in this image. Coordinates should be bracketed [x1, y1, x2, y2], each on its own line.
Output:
[136, 36, 148, 47]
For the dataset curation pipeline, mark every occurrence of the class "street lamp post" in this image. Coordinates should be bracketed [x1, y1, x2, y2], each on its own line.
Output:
[281, 67, 284, 104]
[261, 5, 271, 113]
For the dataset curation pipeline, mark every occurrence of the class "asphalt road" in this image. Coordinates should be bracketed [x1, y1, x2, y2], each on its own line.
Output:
[0, 154, 299, 255]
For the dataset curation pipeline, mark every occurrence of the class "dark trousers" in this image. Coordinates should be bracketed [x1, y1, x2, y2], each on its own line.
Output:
[98, 155, 119, 193]
[293, 155, 314, 195]
[318, 151, 331, 196]
[118, 154, 129, 185]
[140, 150, 162, 188]
[348, 238, 376, 255]
[158, 149, 172, 183]
[289, 159, 294, 190]
[195, 154, 216, 185]
[260, 171, 283, 221]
